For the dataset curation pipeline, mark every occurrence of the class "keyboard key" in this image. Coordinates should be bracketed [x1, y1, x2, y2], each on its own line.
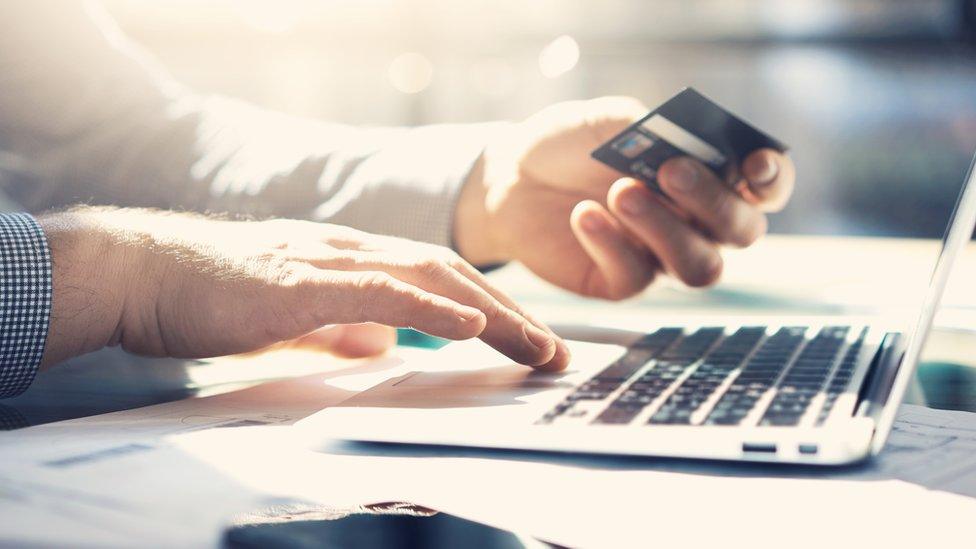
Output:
[648, 327, 766, 425]
[594, 347, 656, 382]
[815, 329, 867, 425]
[759, 327, 851, 426]
[541, 328, 687, 424]
[703, 327, 807, 426]
[595, 359, 699, 425]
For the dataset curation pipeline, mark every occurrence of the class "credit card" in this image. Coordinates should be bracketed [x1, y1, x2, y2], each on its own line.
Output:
[591, 87, 788, 193]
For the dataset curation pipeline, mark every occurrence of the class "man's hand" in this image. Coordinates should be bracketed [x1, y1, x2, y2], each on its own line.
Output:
[454, 97, 795, 299]
[38, 208, 569, 371]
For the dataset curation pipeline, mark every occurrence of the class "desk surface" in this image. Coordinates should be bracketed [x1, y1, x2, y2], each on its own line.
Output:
[4, 234, 976, 548]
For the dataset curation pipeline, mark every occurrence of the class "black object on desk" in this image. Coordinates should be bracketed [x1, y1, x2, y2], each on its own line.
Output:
[223, 506, 550, 549]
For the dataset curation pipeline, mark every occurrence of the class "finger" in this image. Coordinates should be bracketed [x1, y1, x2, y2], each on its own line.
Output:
[290, 323, 397, 358]
[570, 200, 658, 300]
[657, 157, 767, 248]
[445, 259, 570, 372]
[312, 271, 488, 341]
[607, 178, 723, 287]
[306, 257, 558, 368]
[741, 149, 795, 212]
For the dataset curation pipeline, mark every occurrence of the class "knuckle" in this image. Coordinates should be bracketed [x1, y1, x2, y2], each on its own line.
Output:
[706, 185, 735, 218]
[261, 253, 310, 288]
[441, 250, 468, 270]
[481, 299, 509, 324]
[353, 271, 399, 321]
[356, 271, 395, 294]
[415, 257, 451, 281]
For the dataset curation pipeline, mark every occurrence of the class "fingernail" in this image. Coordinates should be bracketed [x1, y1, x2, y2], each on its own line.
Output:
[523, 323, 554, 351]
[751, 157, 778, 186]
[580, 211, 608, 232]
[667, 158, 699, 193]
[456, 306, 483, 323]
[620, 188, 651, 216]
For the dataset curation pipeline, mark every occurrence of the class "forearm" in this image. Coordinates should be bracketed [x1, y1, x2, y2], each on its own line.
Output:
[1, 2, 502, 251]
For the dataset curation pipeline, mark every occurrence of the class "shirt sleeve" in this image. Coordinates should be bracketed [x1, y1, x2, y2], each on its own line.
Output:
[0, 213, 52, 398]
[0, 1, 505, 250]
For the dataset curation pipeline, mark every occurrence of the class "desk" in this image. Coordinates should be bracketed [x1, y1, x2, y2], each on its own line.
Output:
[2, 235, 976, 547]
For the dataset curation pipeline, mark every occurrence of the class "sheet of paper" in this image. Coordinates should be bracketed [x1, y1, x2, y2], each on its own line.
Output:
[0, 351, 425, 548]
[166, 404, 976, 549]
[2, 332, 975, 549]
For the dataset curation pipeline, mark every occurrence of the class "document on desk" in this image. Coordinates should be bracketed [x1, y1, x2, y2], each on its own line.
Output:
[164, 404, 976, 548]
[2, 342, 975, 549]
[870, 404, 976, 494]
[0, 352, 425, 547]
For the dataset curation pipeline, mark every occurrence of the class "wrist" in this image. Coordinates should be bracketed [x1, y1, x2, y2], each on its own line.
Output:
[454, 152, 507, 266]
[454, 131, 525, 267]
[37, 208, 129, 368]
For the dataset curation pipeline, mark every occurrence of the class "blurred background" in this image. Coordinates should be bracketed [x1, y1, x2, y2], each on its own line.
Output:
[102, 0, 976, 237]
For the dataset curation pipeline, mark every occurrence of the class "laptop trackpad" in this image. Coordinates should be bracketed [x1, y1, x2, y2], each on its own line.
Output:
[394, 366, 568, 389]
[338, 366, 574, 409]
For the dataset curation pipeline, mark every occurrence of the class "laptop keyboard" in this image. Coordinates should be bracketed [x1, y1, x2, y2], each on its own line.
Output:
[538, 326, 867, 428]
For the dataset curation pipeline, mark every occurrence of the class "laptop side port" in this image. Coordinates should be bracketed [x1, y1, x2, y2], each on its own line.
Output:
[798, 444, 819, 455]
[742, 442, 777, 453]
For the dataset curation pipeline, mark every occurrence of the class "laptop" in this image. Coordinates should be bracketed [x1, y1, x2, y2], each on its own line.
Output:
[304, 152, 976, 466]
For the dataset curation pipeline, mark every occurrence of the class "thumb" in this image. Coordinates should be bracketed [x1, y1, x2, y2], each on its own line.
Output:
[288, 323, 398, 357]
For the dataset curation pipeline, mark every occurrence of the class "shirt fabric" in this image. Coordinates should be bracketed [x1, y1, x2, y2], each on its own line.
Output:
[0, 1, 503, 397]
[0, 214, 51, 397]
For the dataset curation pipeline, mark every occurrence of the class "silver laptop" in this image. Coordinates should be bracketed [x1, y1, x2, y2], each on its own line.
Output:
[304, 152, 976, 466]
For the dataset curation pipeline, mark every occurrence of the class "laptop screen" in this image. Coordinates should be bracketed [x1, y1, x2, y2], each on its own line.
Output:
[872, 150, 976, 451]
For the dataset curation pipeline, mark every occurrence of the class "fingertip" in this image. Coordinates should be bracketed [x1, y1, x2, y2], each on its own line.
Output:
[570, 200, 608, 234]
[681, 252, 724, 288]
[608, 177, 644, 201]
[607, 177, 652, 217]
[522, 324, 558, 366]
[454, 306, 488, 339]
[533, 338, 571, 372]
[744, 149, 779, 186]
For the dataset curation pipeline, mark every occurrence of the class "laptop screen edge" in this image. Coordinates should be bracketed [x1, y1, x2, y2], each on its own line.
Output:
[871, 150, 976, 453]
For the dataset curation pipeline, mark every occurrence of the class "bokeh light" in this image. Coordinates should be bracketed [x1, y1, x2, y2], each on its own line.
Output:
[388, 52, 434, 94]
[538, 35, 579, 79]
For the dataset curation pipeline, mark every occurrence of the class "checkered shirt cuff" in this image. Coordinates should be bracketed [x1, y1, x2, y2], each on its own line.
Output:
[0, 213, 52, 398]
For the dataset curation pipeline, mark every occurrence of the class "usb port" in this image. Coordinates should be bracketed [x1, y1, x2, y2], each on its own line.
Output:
[742, 442, 777, 453]
[798, 444, 819, 455]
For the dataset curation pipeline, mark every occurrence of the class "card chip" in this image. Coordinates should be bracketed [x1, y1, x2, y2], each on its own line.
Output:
[611, 131, 655, 159]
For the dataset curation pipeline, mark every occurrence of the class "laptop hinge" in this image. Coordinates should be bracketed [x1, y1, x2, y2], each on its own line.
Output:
[855, 332, 905, 419]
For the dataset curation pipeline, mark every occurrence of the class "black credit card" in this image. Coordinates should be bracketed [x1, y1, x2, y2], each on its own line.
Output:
[591, 87, 788, 193]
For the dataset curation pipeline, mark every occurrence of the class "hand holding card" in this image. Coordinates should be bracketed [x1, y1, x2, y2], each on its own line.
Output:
[454, 94, 795, 301]
[591, 87, 788, 195]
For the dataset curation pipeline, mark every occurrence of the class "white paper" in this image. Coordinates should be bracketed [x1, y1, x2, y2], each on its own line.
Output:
[168, 404, 976, 549]
[2, 340, 975, 549]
